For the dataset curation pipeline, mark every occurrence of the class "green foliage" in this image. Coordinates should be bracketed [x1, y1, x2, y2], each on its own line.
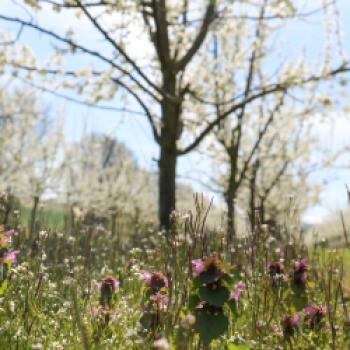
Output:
[226, 342, 249, 350]
[194, 308, 228, 346]
[198, 285, 230, 307]
[0, 207, 349, 349]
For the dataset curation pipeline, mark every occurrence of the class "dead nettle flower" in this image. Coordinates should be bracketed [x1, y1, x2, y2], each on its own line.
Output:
[192, 256, 224, 284]
[98, 275, 120, 308]
[0, 250, 20, 265]
[304, 304, 327, 329]
[141, 270, 168, 292]
[192, 259, 204, 276]
[293, 259, 308, 286]
[230, 282, 246, 302]
[282, 313, 301, 338]
[149, 292, 169, 307]
[140, 269, 169, 330]
[0, 229, 15, 246]
[268, 261, 285, 286]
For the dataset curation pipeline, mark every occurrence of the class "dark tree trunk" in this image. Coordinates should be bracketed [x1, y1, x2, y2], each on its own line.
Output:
[158, 70, 180, 229]
[29, 195, 40, 240]
[259, 197, 266, 224]
[159, 148, 177, 229]
[249, 160, 259, 231]
[226, 159, 237, 244]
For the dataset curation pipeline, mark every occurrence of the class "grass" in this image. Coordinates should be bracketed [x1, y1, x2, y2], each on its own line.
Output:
[1, 199, 350, 349]
[20, 204, 66, 231]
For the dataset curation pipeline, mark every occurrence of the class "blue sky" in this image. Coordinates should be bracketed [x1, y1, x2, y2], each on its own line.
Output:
[1, 0, 350, 223]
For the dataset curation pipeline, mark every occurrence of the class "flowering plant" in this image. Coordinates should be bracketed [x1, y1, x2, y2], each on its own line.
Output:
[0, 226, 19, 294]
[139, 270, 169, 334]
[189, 256, 242, 346]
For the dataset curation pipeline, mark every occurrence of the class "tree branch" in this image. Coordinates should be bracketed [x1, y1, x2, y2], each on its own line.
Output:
[178, 63, 350, 155]
[174, 1, 216, 71]
[0, 13, 160, 102]
[151, 0, 171, 67]
[18, 76, 146, 115]
[11, 63, 160, 142]
[236, 93, 286, 188]
[40, 0, 111, 8]
[75, 0, 169, 102]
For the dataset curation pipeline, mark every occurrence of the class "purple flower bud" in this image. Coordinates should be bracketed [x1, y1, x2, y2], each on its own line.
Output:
[191, 259, 204, 276]
[194, 256, 224, 284]
[230, 282, 246, 301]
[268, 261, 284, 286]
[293, 259, 308, 286]
[304, 304, 327, 329]
[149, 292, 169, 307]
[0, 250, 20, 265]
[99, 276, 119, 307]
[99, 276, 120, 291]
[282, 314, 300, 337]
[141, 270, 168, 291]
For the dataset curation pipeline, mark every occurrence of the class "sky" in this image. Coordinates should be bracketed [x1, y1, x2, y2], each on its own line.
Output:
[0, 0, 350, 224]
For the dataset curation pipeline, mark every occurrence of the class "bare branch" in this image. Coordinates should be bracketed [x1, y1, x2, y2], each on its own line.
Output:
[174, 1, 216, 71]
[151, 0, 171, 66]
[236, 93, 286, 188]
[178, 63, 350, 155]
[40, 0, 111, 8]
[11, 63, 160, 142]
[75, 0, 171, 102]
[18, 76, 145, 115]
[0, 13, 160, 102]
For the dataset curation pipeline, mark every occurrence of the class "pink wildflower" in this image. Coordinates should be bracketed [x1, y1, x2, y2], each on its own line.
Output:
[230, 282, 246, 301]
[0, 250, 20, 264]
[98, 276, 120, 291]
[149, 292, 169, 307]
[293, 259, 308, 286]
[142, 270, 168, 291]
[282, 313, 301, 337]
[192, 256, 224, 284]
[192, 259, 204, 276]
[304, 304, 327, 329]
[140, 269, 152, 284]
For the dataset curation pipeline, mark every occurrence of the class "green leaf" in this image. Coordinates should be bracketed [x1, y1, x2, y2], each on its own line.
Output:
[199, 269, 221, 285]
[199, 285, 230, 307]
[226, 342, 249, 350]
[0, 279, 7, 295]
[192, 276, 203, 291]
[194, 309, 228, 346]
[140, 313, 154, 330]
[0, 262, 8, 281]
[189, 293, 200, 310]
[291, 293, 308, 312]
[221, 273, 234, 289]
[227, 299, 239, 318]
[291, 285, 308, 311]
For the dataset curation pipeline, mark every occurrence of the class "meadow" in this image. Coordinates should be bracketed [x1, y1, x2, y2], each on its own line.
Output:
[0, 1, 350, 349]
[1, 195, 349, 350]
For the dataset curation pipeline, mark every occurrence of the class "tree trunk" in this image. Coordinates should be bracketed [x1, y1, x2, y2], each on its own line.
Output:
[226, 160, 237, 244]
[226, 194, 235, 242]
[158, 70, 180, 229]
[29, 195, 40, 241]
[249, 160, 259, 231]
[159, 148, 177, 229]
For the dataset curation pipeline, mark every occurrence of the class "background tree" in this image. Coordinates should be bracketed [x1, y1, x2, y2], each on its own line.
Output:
[0, 84, 63, 238]
[0, 0, 349, 228]
[62, 134, 157, 230]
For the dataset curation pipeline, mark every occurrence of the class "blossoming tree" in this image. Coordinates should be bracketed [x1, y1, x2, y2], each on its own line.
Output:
[0, 0, 349, 228]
